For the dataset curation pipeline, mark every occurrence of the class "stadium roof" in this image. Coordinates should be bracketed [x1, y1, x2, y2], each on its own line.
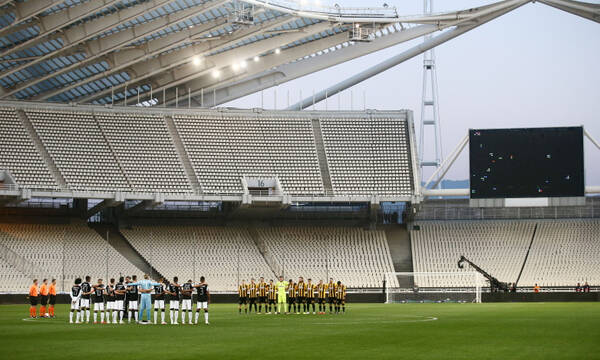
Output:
[0, 0, 597, 108]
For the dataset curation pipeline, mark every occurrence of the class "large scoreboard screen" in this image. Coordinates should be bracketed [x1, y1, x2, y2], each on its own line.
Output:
[469, 127, 584, 199]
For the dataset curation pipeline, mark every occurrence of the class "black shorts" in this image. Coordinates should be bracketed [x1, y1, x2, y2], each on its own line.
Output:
[239, 297, 247, 305]
[296, 297, 304, 304]
[40, 295, 48, 305]
[249, 297, 257, 304]
[268, 299, 276, 304]
[30, 296, 38, 306]
[336, 298, 345, 305]
[259, 296, 267, 303]
[318, 298, 326, 304]
[49, 295, 56, 305]
[288, 297, 296, 304]
[306, 297, 314, 304]
[328, 297, 336, 304]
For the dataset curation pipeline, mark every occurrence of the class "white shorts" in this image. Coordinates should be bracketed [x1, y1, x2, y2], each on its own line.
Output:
[197, 301, 208, 310]
[70, 299, 80, 310]
[115, 300, 124, 310]
[169, 300, 179, 310]
[181, 299, 192, 310]
[93, 302, 105, 311]
[106, 301, 115, 310]
[154, 300, 165, 309]
[80, 298, 90, 308]
[128, 301, 138, 310]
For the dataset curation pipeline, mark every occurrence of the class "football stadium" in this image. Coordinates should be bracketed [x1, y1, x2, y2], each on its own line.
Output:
[0, 0, 598, 359]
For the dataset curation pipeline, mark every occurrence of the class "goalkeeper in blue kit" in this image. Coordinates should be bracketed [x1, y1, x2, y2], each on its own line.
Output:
[126, 274, 161, 323]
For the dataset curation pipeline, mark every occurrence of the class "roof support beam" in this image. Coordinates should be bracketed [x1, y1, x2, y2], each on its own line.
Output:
[289, 0, 531, 110]
[161, 30, 351, 107]
[145, 22, 334, 100]
[288, 0, 530, 110]
[2, 0, 122, 59]
[36, 17, 230, 100]
[0, 0, 177, 88]
[538, 0, 600, 23]
[0, 0, 61, 35]
[1, 0, 229, 98]
[79, 15, 294, 103]
[170, 24, 441, 107]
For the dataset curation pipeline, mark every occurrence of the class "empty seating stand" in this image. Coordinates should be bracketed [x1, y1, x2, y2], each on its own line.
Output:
[173, 114, 324, 195]
[411, 220, 600, 288]
[320, 114, 414, 196]
[121, 226, 273, 291]
[95, 112, 191, 193]
[26, 109, 130, 191]
[0, 105, 415, 197]
[410, 220, 535, 287]
[0, 223, 140, 292]
[0, 107, 56, 188]
[257, 226, 395, 288]
[520, 219, 600, 286]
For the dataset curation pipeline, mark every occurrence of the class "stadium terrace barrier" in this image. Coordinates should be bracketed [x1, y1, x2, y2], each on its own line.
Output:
[483, 292, 600, 302]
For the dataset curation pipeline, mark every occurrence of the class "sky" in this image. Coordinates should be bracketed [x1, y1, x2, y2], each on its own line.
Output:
[224, 0, 600, 186]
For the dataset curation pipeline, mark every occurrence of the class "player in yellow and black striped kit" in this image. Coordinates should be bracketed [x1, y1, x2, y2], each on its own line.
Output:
[238, 280, 249, 314]
[287, 280, 296, 314]
[326, 278, 337, 313]
[305, 279, 316, 314]
[317, 280, 327, 314]
[267, 279, 277, 314]
[248, 278, 258, 313]
[257, 277, 268, 314]
[335, 281, 347, 314]
[296, 277, 307, 314]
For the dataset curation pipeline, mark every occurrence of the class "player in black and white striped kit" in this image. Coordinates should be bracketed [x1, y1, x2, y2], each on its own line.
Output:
[193, 276, 210, 325]
[105, 278, 116, 324]
[153, 279, 167, 325]
[180, 280, 194, 324]
[165, 277, 180, 325]
[92, 279, 106, 324]
[80, 276, 93, 323]
[69, 278, 82, 324]
[114, 277, 127, 324]
[126, 277, 139, 323]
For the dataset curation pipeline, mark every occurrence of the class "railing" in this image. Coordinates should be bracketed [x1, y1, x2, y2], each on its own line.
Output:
[415, 201, 600, 220]
[0, 182, 413, 199]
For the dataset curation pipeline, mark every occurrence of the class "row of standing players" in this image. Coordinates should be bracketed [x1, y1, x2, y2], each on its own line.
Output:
[238, 277, 347, 315]
[27, 278, 58, 318]
[69, 275, 210, 325]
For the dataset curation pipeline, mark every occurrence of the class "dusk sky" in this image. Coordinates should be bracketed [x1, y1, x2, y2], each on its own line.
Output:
[225, 0, 600, 186]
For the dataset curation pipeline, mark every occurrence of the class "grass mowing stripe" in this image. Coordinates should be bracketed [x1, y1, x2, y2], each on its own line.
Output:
[0, 303, 598, 360]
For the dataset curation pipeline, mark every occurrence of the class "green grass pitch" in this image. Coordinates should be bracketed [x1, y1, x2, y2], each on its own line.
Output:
[1, 303, 599, 359]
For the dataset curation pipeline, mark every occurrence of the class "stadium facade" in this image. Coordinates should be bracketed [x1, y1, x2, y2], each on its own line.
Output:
[0, 0, 599, 302]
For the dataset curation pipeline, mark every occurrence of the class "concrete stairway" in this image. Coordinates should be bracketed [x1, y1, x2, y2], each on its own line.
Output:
[246, 227, 280, 278]
[311, 118, 334, 194]
[17, 109, 67, 188]
[92, 114, 133, 189]
[384, 225, 414, 288]
[164, 115, 202, 193]
[90, 224, 165, 280]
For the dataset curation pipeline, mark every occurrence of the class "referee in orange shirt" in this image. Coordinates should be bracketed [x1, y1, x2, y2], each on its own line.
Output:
[48, 279, 57, 318]
[28, 279, 39, 318]
[39, 279, 49, 318]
